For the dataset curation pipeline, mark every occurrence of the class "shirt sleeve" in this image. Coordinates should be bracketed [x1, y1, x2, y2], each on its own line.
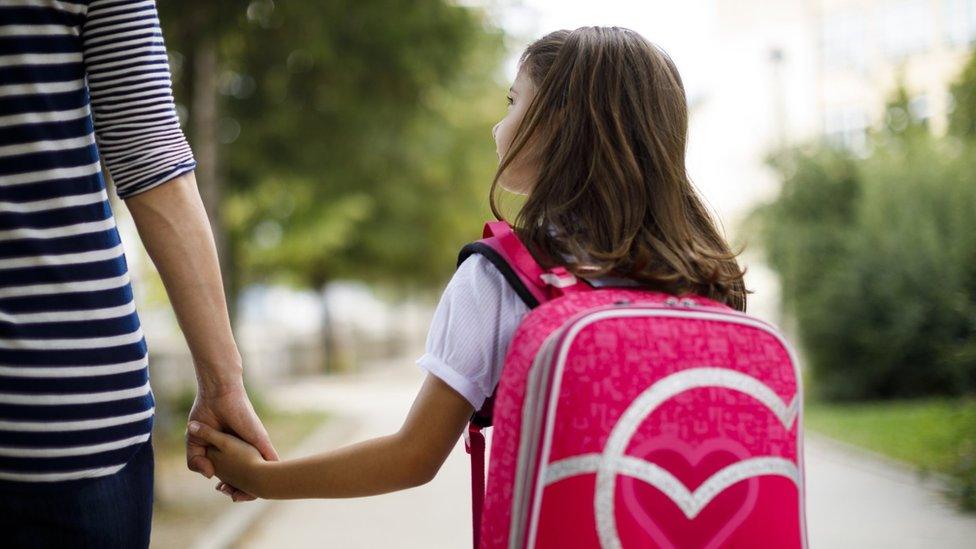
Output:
[417, 255, 531, 409]
[81, 0, 196, 199]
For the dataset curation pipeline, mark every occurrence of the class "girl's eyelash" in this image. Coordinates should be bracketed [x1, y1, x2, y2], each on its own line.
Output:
[506, 95, 514, 105]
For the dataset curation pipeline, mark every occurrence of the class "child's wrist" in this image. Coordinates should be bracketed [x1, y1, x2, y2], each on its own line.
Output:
[251, 460, 284, 499]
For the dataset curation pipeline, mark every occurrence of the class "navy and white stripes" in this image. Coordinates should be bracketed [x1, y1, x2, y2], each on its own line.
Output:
[0, 0, 194, 483]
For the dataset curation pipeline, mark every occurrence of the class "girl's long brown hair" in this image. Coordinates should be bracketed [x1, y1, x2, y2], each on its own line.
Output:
[492, 27, 747, 311]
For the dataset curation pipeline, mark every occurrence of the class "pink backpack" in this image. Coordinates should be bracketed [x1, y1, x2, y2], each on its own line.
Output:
[460, 222, 806, 549]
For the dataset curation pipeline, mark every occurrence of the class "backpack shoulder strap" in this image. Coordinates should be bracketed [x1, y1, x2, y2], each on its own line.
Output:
[457, 222, 541, 428]
[458, 239, 542, 310]
[458, 221, 592, 547]
[458, 221, 588, 310]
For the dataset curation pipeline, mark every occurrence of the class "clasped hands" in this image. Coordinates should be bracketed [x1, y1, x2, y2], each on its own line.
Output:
[185, 380, 277, 502]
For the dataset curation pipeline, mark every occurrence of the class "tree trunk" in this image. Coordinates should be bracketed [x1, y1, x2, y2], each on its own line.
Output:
[190, 35, 236, 319]
[320, 283, 353, 373]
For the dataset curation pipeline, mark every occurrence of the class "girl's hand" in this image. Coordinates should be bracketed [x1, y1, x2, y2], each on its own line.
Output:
[188, 421, 269, 500]
[186, 380, 277, 502]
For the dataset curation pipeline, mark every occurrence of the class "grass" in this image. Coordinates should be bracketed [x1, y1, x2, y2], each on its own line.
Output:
[804, 398, 972, 473]
[805, 397, 976, 510]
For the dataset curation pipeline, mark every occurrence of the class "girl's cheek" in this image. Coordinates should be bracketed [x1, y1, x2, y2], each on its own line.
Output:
[495, 121, 511, 158]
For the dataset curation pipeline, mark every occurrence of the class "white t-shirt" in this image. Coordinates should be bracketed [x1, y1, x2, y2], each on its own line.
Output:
[416, 255, 531, 409]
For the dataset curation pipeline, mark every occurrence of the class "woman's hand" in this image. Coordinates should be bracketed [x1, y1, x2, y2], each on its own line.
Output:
[186, 379, 278, 501]
[188, 421, 270, 500]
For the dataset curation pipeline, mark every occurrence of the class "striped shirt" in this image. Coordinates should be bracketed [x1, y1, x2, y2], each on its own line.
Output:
[0, 0, 194, 484]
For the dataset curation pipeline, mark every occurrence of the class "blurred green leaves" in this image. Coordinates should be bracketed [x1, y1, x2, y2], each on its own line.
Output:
[159, 0, 507, 293]
[753, 60, 976, 401]
[951, 50, 976, 139]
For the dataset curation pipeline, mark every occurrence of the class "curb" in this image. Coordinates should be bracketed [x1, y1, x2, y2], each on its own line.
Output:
[189, 416, 361, 549]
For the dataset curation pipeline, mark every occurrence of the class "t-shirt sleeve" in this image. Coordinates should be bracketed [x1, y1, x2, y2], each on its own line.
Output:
[81, 0, 196, 198]
[417, 254, 531, 409]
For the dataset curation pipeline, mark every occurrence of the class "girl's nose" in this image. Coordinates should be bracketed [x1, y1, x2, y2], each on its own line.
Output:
[492, 121, 500, 142]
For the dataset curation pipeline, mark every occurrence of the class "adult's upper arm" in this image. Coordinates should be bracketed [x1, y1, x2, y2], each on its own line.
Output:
[81, 0, 195, 199]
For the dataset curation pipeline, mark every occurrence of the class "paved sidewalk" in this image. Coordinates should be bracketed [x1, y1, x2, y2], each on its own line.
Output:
[231, 365, 976, 548]
[235, 366, 471, 548]
[804, 435, 976, 548]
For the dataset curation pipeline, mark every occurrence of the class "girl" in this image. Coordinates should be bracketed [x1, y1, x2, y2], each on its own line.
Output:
[190, 26, 746, 502]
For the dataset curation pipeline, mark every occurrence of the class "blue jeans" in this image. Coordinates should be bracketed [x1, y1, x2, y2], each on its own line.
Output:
[0, 440, 154, 548]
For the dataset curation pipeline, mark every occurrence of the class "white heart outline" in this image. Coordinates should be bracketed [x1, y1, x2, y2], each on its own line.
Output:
[541, 367, 799, 548]
[546, 454, 799, 519]
[519, 307, 806, 549]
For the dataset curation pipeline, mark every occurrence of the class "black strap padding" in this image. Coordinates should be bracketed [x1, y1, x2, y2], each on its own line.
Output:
[457, 242, 542, 428]
[458, 242, 541, 310]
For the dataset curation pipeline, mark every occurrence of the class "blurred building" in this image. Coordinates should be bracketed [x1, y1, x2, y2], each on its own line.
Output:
[687, 0, 975, 323]
[697, 0, 975, 172]
[817, 0, 976, 148]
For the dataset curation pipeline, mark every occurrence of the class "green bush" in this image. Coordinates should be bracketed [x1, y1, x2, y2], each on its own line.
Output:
[755, 136, 976, 400]
[756, 51, 976, 512]
[948, 400, 976, 510]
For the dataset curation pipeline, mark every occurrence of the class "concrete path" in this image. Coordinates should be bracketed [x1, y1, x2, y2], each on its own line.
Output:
[804, 436, 976, 548]
[231, 365, 976, 548]
[235, 365, 471, 548]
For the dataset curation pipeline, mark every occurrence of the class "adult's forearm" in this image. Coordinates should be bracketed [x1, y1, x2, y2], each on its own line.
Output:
[124, 172, 243, 390]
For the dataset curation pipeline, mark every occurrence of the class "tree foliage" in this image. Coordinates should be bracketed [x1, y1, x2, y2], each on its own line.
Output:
[754, 75, 976, 401]
[950, 50, 976, 138]
[158, 0, 507, 294]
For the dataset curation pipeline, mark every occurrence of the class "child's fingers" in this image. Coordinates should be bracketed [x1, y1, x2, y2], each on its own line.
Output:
[186, 442, 215, 478]
[216, 481, 251, 502]
[217, 483, 235, 498]
[188, 421, 230, 450]
[221, 481, 254, 501]
[214, 474, 256, 502]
